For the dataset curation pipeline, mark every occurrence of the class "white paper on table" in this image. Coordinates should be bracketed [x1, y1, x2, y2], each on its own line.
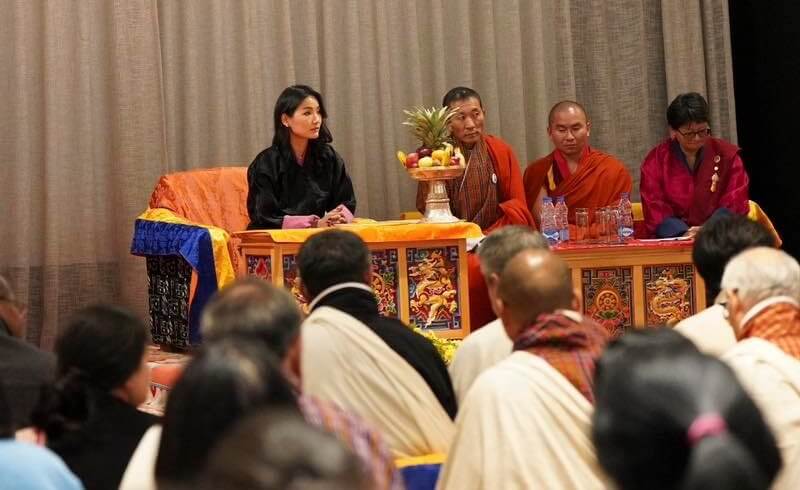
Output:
[466, 236, 486, 252]
[638, 236, 693, 242]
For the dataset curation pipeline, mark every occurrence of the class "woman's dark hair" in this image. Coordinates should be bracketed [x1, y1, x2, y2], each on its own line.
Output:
[272, 85, 332, 165]
[593, 328, 781, 490]
[155, 338, 298, 486]
[667, 92, 710, 129]
[31, 305, 149, 441]
[200, 408, 369, 490]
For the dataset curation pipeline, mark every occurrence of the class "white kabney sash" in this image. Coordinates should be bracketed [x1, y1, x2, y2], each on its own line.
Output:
[301, 305, 455, 459]
[438, 351, 607, 490]
[725, 338, 800, 490]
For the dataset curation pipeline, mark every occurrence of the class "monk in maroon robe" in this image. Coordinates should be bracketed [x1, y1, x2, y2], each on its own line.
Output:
[640, 93, 749, 238]
[524, 101, 632, 230]
[416, 87, 535, 330]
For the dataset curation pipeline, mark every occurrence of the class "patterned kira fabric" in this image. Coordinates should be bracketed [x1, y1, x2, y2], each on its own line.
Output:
[743, 303, 800, 360]
[445, 138, 499, 230]
[512, 310, 610, 404]
[298, 394, 404, 490]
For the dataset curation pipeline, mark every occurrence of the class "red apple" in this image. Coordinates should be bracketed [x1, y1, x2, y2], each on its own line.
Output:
[450, 153, 462, 166]
[405, 152, 419, 168]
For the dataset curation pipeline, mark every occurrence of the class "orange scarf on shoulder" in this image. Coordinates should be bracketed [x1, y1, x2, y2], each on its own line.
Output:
[742, 302, 800, 360]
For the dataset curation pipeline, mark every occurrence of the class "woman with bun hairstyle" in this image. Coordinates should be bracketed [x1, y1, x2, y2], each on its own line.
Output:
[592, 328, 781, 490]
[31, 305, 156, 490]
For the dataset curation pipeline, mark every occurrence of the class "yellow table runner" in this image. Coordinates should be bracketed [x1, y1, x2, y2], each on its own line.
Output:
[238, 220, 483, 244]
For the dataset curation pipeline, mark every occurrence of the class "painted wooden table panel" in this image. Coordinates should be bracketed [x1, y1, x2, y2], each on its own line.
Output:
[235, 224, 703, 340]
[554, 240, 706, 336]
[233, 222, 483, 339]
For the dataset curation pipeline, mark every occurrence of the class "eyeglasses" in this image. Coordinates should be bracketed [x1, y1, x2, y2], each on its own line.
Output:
[717, 288, 738, 320]
[677, 127, 711, 139]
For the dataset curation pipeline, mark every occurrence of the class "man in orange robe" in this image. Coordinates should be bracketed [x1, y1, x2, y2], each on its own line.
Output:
[416, 87, 535, 330]
[524, 101, 632, 230]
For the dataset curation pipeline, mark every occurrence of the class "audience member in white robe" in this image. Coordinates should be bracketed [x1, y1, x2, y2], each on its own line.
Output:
[593, 328, 782, 490]
[719, 247, 800, 489]
[449, 226, 548, 404]
[674, 215, 774, 356]
[298, 230, 456, 459]
[438, 249, 609, 490]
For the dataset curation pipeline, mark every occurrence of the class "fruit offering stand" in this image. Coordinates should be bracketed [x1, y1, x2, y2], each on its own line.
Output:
[398, 106, 467, 223]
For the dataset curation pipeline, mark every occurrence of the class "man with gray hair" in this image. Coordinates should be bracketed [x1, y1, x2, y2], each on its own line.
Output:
[448, 226, 549, 403]
[721, 247, 800, 341]
[721, 247, 800, 489]
[200, 277, 303, 385]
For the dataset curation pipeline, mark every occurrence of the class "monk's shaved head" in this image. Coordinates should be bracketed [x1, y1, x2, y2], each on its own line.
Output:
[497, 249, 575, 329]
[548, 100, 589, 127]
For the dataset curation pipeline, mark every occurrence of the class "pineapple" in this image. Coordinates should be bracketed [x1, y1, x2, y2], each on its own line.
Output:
[402, 106, 457, 153]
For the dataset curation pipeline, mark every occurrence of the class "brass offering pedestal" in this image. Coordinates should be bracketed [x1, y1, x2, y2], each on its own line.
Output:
[408, 167, 465, 224]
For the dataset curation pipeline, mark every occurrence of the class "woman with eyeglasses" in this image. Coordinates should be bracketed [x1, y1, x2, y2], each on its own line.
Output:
[640, 92, 750, 238]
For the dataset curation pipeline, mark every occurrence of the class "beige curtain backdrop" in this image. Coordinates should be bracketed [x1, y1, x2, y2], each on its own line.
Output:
[0, 0, 736, 348]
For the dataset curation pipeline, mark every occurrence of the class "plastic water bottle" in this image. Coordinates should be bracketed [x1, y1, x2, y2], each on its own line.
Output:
[618, 192, 634, 241]
[555, 196, 570, 243]
[540, 197, 560, 245]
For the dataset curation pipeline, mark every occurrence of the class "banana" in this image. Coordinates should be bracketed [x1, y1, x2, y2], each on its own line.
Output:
[431, 149, 447, 166]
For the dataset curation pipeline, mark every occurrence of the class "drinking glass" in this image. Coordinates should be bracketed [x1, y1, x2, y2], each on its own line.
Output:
[595, 208, 609, 243]
[575, 208, 589, 243]
[604, 207, 620, 244]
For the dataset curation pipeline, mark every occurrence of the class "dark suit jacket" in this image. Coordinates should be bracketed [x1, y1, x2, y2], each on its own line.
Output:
[0, 320, 55, 429]
[49, 391, 158, 490]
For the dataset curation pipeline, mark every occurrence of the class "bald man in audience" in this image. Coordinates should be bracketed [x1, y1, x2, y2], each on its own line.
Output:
[721, 248, 800, 490]
[524, 101, 632, 227]
[438, 250, 609, 490]
[448, 226, 548, 404]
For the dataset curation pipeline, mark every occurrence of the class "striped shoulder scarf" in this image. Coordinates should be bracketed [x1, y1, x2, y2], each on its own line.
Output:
[513, 310, 610, 403]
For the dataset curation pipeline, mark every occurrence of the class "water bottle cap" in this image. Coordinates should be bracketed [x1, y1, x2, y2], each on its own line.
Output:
[620, 192, 629, 198]
[543, 196, 553, 203]
[556, 196, 565, 202]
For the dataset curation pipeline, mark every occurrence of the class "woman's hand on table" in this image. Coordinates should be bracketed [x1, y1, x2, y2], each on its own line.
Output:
[683, 226, 701, 238]
[318, 208, 346, 227]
